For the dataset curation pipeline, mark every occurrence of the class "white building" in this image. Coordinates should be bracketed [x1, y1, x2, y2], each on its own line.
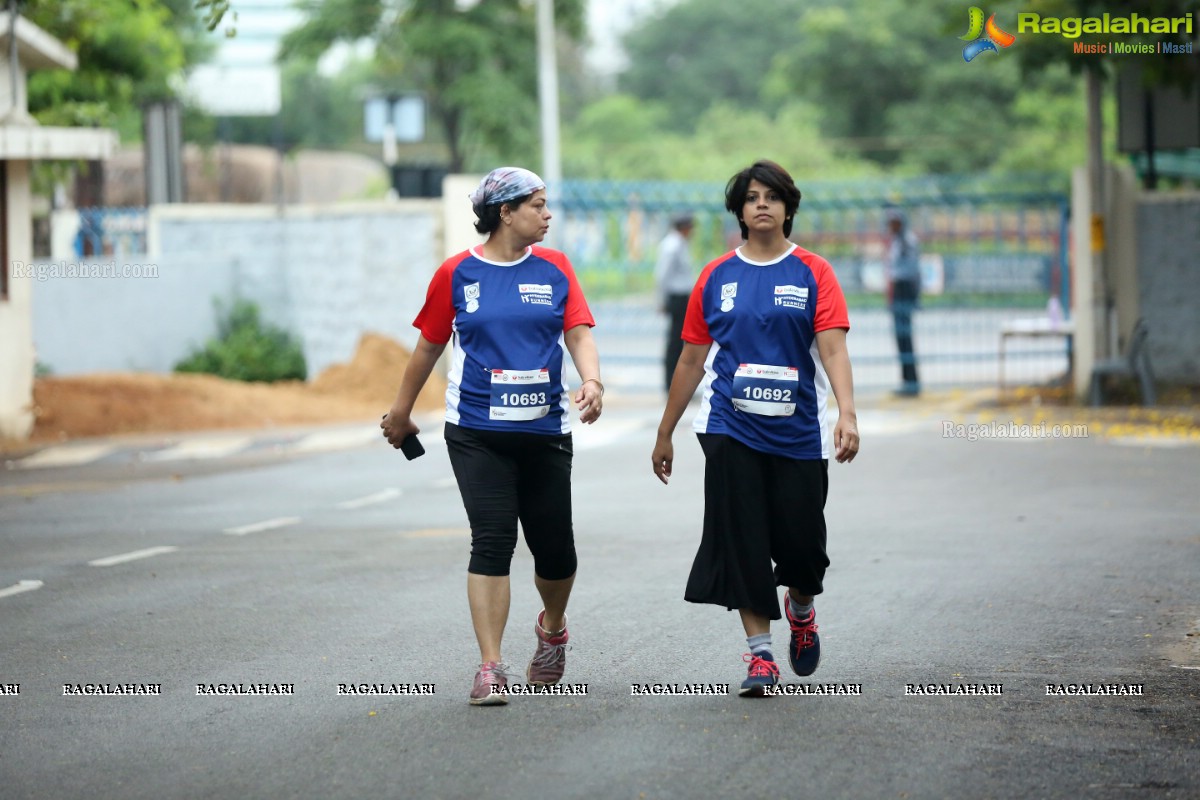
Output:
[0, 11, 116, 439]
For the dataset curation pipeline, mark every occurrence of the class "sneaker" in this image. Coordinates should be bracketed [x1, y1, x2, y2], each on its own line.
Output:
[785, 602, 821, 677]
[526, 610, 570, 686]
[469, 661, 509, 706]
[739, 652, 780, 697]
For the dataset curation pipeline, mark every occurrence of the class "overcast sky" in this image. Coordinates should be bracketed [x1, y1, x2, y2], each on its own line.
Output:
[585, 0, 674, 75]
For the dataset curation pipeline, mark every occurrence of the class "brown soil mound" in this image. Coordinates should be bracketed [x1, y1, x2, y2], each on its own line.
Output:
[13, 333, 445, 447]
[310, 332, 440, 405]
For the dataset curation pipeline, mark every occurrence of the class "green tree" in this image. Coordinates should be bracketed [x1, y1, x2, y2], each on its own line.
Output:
[618, 0, 807, 132]
[274, 0, 586, 172]
[24, 0, 207, 140]
[562, 95, 879, 181]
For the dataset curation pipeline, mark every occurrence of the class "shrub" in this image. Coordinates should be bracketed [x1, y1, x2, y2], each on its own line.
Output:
[175, 299, 307, 382]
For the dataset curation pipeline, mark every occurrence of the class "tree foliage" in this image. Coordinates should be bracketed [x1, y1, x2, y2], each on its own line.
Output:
[24, 0, 208, 138]
[612, 0, 1109, 176]
[617, 0, 807, 132]
[274, 0, 586, 173]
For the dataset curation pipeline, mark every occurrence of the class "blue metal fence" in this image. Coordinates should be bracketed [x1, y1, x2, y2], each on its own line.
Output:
[557, 174, 1072, 392]
[72, 173, 1073, 393]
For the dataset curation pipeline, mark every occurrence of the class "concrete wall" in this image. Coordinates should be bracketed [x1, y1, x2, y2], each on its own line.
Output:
[33, 200, 441, 378]
[1136, 191, 1200, 384]
[1, 160, 34, 438]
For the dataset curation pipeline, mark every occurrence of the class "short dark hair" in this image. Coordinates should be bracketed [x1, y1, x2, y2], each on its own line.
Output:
[725, 160, 802, 239]
[474, 192, 538, 235]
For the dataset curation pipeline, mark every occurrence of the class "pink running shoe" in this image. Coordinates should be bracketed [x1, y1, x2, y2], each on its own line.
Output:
[526, 611, 570, 686]
[469, 661, 509, 706]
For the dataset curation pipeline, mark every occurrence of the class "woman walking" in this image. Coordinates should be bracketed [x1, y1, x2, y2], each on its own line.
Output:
[651, 160, 859, 697]
[382, 167, 603, 705]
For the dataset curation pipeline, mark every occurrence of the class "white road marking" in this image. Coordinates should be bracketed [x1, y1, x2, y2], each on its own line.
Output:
[573, 418, 646, 451]
[88, 546, 180, 567]
[336, 488, 402, 509]
[431, 477, 458, 490]
[15, 444, 116, 469]
[404, 528, 469, 539]
[853, 411, 929, 436]
[142, 436, 253, 461]
[223, 516, 301, 536]
[0, 579, 44, 599]
[1109, 436, 1198, 449]
[293, 428, 381, 454]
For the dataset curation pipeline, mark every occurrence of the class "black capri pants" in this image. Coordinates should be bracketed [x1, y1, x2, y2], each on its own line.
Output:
[444, 422, 577, 580]
[685, 433, 829, 621]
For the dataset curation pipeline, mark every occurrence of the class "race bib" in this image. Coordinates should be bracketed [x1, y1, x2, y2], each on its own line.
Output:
[490, 368, 552, 421]
[731, 363, 798, 416]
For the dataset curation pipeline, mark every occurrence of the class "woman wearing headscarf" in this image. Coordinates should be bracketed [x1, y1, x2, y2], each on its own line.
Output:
[382, 167, 603, 705]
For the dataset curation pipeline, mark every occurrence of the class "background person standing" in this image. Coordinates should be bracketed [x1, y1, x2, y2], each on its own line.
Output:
[884, 205, 921, 397]
[655, 213, 696, 392]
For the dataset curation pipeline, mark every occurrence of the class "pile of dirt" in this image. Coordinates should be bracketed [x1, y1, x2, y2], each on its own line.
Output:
[310, 333, 438, 405]
[16, 333, 445, 446]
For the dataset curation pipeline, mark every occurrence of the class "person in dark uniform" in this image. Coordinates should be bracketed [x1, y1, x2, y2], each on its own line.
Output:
[655, 213, 696, 391]
[885, 205, 921, 396]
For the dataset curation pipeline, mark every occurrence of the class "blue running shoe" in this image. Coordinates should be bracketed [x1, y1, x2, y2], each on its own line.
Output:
[738, 652, 780, 697]
[785, 602, 820, 677]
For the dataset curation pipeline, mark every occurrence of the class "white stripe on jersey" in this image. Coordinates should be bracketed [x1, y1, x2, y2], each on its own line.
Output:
[692, 341, 720, 434]
[555, 332, 572, 434]
[809, 337, 832, 458]
[445, 330, 466, 426]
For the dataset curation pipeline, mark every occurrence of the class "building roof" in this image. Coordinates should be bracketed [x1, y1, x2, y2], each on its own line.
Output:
[0, 124, 116, 159]
[0, 11, 78, 71]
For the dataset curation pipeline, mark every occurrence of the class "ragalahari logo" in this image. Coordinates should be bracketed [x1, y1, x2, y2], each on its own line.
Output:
[961, 7, 1016, 61]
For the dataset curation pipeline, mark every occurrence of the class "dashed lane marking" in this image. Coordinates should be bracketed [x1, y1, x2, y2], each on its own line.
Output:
[336, 488, 402, 510]
[0, 580, 44, 599]
[141, 436, 254, 461]
[88, 546, 180, 567]
[404, 528, 469, 539]
[293, 428, 384, 454]
[223, 516, 301, 536]
[13, 444, 116, 470]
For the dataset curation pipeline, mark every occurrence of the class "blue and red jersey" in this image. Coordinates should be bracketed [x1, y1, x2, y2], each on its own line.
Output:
[682, 244, 850, 459]
[413, 245, 595, 434]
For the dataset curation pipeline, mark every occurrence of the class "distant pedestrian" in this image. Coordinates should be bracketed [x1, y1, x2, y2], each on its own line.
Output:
[381, 166, 604, 706]
[655, 212, 696, 391]
[884, 205, 921, 396]
[651, 160, 859, 697]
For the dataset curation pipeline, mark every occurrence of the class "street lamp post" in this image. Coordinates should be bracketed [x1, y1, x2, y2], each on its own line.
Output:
[536, 0, 562, 245]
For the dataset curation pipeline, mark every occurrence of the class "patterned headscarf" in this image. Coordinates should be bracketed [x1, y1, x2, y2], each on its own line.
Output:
[469, 167, 546, 216]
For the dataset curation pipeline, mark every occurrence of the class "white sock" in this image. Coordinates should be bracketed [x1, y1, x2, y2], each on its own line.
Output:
[787, 595, 814, 619]
[747, 633, 773, 656]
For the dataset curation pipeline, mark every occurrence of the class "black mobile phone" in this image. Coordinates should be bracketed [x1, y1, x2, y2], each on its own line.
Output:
[400, 434, 425, 461]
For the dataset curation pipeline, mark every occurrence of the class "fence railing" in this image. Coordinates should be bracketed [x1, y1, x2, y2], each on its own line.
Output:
[557, 174, 1072, 391]
[70, 173, 1074, 391]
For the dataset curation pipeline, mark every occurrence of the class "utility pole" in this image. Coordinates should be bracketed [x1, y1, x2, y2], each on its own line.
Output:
[536, 0, 562, 245]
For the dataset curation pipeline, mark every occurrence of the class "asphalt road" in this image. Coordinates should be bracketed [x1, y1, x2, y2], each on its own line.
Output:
[1, 394, 1197, 800]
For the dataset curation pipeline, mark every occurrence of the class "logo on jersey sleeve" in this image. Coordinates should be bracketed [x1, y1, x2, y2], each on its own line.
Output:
[774, 284, 809, 310]
[518, 283, 554, 306]
[464, 282, 481, 313]
[720, 282, 738, 313]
